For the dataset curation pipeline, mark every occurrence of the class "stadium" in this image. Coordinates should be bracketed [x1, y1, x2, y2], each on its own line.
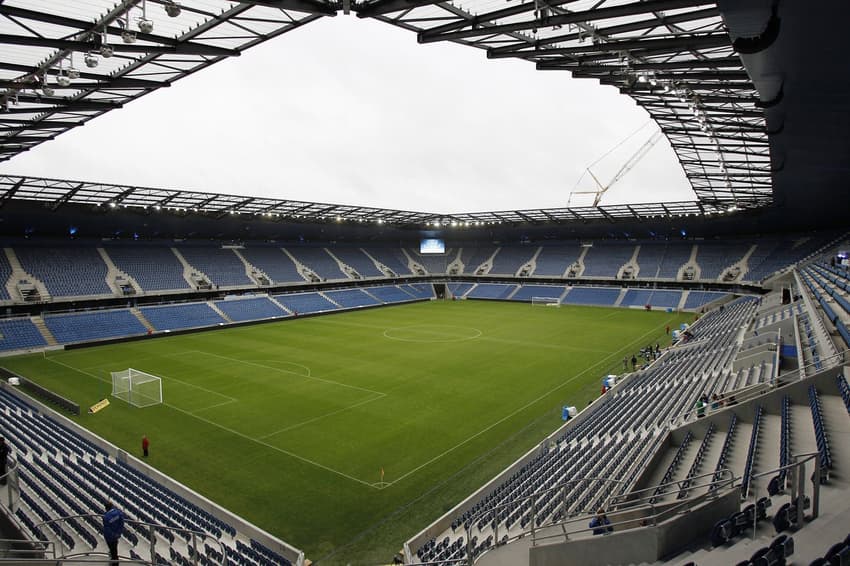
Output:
[0, 1, 848, 565]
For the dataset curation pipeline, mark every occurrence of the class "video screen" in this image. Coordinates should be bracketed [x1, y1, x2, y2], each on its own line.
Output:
[420, 238, 445, 254]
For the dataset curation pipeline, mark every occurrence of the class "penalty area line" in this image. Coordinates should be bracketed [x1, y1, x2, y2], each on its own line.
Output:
[44, 356, 377, 489]
[257, 392, 386, 440]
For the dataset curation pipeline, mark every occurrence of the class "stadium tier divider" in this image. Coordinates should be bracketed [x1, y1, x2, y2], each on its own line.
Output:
[0, 382, 304, 566]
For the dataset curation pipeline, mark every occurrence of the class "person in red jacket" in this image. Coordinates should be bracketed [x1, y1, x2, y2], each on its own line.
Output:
[142, 435, 149, 458]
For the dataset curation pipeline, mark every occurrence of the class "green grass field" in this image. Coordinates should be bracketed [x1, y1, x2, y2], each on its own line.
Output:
[3, 300, 688, 564]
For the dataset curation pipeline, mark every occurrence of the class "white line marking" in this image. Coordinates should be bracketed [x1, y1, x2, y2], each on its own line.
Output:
[257, 392, 386, 439]
[382, 325, 482, 343]
[190, 399, 238, 414]
[44, 356, 377, 488]
[386, 315, 679, 486]
[189, 350, 385, 396]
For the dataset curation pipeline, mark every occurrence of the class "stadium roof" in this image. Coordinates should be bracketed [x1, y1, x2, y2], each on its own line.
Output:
[0, 0, 773, 212]
[0, 173, 740, 227]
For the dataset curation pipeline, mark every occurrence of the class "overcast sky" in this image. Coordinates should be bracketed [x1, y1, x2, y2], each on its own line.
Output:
[0, 16, 694, 214]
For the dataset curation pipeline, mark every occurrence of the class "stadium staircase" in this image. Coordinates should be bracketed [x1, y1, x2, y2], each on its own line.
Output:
[170, 247, 211, 290]
[96, 248, 143, 296]
[721, 244, 758, 283]
[29, 316, 57, 346]
[129, 307, 155, 333]
[207, 301, 232, 323]
[231, 248, 270, 286]
[325, 248, 360, 279]
[318, 291, 342, 308]
[280, 248, 317, 283]
[3, 248, 50, 302]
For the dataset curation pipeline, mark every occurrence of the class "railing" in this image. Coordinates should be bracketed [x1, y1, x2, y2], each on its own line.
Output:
[31, 514, 226, 565]
[744, 452, 821, 539]
[0, 456, 21, 512]
[667, 349, 848, 428]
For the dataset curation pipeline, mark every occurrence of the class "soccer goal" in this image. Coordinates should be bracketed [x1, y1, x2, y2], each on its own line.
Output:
[111, 368, 163, 408]
[531, 296, 561, 307]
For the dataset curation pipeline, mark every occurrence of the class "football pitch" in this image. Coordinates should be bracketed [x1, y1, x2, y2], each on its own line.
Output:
[4, 300, 688, 564]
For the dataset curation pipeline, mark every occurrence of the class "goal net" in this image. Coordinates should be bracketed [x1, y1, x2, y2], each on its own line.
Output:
[531, 296, 561, 307]
[111, 368, 163, 408]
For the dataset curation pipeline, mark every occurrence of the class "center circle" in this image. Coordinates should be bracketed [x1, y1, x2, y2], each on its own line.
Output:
[383, 325, 483, 343]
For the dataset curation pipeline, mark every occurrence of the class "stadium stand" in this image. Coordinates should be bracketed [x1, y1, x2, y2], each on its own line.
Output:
[363, 248, 412, 276]
[323, 288, 381, 308]
[407, 249, 452, 275]
[105, 244, 191, 292]
[273, 292, 339, 315]
[489, 246, 536, 275]
[15, 246, 111, 297]
[684, 290, 730, 310]
[400, 283, 435, 299]
[331, 248, 384, 277]
[43, 310, 147, 343]
[213, 297, 289, 322]
[460, 247, 497, 274]
[0, 387, 296, 565]
[533, 244, 582, 277]
[139, 303, 226, 331]
[447, 283, 475, 298]
[176, 246, 254, 287]
[0, 317, 47, 351]
[636, 242, 692, 279]
[285, 247, 347, 281]
[562, 286, 620, 306]
[0, 251, 12, 301]
[581, 243, 636, 278]
[367, 285, 418, 304]
[511, 285, 566, 302]
[238, 247, 304, 284]
[694, 241, 750, 281]
[465, 283, 517, 300]
[619, 289, 682, 309]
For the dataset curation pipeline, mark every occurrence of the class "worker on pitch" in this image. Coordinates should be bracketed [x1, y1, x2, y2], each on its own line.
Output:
[142, 435, 150, 458]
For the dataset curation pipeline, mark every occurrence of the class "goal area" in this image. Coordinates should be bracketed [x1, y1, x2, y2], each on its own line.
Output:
[111, 368, 163, 408]
[531, 297, 561, 307]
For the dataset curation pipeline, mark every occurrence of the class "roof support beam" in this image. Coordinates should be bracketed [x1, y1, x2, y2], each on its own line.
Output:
[0, 34, 240, 57]
[356, 0, 444, 17]
[237, 0, 338, 16]
[419, 0, 714, 44]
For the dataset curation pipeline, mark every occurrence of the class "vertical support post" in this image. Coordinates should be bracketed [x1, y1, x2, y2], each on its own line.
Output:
[493, 507, 499, 549]
[191, 532, 199, 566]
[811, 456, 821, 519]
[531, 496, 537, 544]
[795, 460, 805, 527]
[149, 524, 156, 565]
[466, 522, 473, 566]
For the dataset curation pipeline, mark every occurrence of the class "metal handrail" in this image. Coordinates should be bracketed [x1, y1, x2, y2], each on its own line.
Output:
[32, 514, 227, 565]
[607, 467, 736, 509]
[745, 452, 821, 539]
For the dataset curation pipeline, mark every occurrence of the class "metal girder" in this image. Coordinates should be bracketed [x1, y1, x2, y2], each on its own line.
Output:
[419, 0, 714, 43]
[0, 34, 240, 57]
[238, 0, 338, 15]
[356, 0, 444, 17]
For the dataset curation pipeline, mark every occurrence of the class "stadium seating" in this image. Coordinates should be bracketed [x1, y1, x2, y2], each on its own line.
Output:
[636, 242, 691, 279]
[105, 244, 190, 292]
[367, 285, 418, 304]
[684, 291, 729, 310]
[461, 247, 497, 274]
[363, 248, 412, 276]
[489, 247, 536, 275]
[238, 247, 305, 284]
[0, 387, 294, 565]
[15, 246, 111, 297]
[44, 310, 147, 343]
[323, 288, 381, 308]
[140, 303, 226, 331]
[0, 317, 47, 351]
[177, 246, 254, 287]
[331, 248, 384, 277]
[273, 292, 339, 314]
[533, 244, 582, 276]
[562, 286, 620, 306]
[400, 283, 435, 299]
[465, 283, 517, 300]
[619, 289, 682, 309]
[447, 283, 474, 298]
[694, 241, 750, 280]
[285, 247, 347, 280]
[581, 243, 635, 278]
[0, 252, 12, 301]
[510, 285, 566, 302]
[407, 249, 452, 275]
[213, 297, 289, 322]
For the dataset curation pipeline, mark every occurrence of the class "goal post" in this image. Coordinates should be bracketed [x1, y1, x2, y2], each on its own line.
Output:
[531, 296, 561, 307]
[111, 368, 163, 408]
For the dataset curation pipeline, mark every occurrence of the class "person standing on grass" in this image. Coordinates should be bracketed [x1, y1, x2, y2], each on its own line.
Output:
[142, 435, 149, 458]
[103, 502, 125, 565]
[0, 437, 9, 485]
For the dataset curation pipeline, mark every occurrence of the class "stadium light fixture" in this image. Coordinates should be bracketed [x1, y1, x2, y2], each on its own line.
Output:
[138, 0, 154, 33]
[84, 52, 99, 68]
[165, 1, 182, 17]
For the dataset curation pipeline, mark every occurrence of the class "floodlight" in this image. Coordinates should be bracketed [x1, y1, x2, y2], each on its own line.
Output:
[122, 30, 137, 43]
[57, 75, 71, 87]
[138, 18, 154, 34]
[67, 67, 80, 79]
[41, 84, 54, 96]
[100, 44, 114, 58]
[85, 53, 99, 68]
[165, 1, 182, 17]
